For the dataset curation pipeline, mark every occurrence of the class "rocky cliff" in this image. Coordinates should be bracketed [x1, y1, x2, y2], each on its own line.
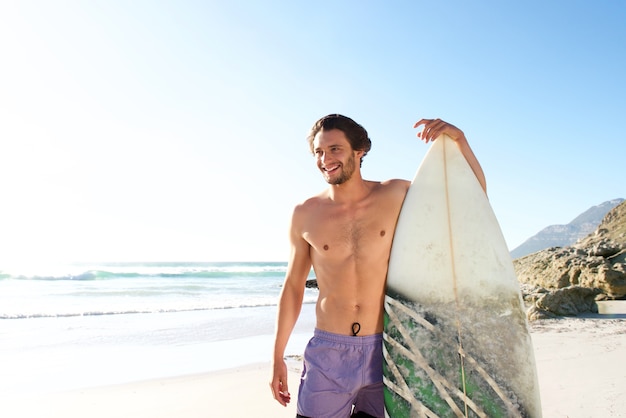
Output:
[514, 200, 626, 319]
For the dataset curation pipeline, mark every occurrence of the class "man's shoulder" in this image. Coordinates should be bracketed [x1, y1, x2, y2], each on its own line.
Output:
[294, 190, 328, 212]
[380, 178, 411, 187]
[373, 178, 411, 194]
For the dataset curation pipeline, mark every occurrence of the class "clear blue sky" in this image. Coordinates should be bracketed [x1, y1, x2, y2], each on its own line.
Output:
[1, 1, 624, 263]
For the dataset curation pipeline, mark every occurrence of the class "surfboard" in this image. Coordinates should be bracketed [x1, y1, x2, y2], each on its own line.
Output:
[383, 135, 542, 417]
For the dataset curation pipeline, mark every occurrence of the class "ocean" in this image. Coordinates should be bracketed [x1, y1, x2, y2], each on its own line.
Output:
[0, 262, 318, 394]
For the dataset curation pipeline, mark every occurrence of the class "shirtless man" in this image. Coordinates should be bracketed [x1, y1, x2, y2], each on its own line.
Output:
[270, 115, 486, 418]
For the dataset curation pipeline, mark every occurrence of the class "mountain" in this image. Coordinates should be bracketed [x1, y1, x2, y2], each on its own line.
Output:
[510, 198, 625, 259]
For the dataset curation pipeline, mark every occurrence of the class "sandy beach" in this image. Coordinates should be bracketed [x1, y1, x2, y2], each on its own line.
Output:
[1, 315, 624, 418]
[0, 363, 302, 418]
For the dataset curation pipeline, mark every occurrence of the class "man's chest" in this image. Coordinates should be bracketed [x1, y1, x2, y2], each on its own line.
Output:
[303, 209, 394, 257]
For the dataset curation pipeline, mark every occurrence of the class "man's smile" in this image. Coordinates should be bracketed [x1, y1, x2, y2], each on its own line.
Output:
[323, 164, 340, 173]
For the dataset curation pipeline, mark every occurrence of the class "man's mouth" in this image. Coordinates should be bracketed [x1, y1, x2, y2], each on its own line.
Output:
[324, 164, 340, 174]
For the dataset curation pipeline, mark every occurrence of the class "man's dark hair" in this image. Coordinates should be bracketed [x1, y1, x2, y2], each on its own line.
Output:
[307, 114, 372, 167]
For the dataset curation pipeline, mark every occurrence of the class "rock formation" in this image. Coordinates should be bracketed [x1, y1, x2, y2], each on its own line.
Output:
[515, 200, 626, 319]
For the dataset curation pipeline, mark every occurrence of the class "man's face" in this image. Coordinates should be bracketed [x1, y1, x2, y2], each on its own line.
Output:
[312, 129, 361, 185]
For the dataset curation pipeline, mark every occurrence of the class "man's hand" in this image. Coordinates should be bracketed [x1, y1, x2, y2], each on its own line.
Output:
[414, 117, 487, 193]
[414, 118, 466, 144]
[270, 360, 291, 407]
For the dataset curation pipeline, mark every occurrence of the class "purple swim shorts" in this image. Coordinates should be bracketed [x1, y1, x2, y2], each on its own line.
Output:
[296, 328, 384, 418]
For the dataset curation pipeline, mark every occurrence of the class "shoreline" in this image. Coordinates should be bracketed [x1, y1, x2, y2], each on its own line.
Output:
[0, 303, 317, 396]
[1, 315, 624, 417]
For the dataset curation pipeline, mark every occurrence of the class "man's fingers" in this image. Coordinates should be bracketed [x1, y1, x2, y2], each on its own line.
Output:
[279, 380, 291, 404]
[414, 118, 442, 142]
[414, 118, 459, 143]
[423, 119, 444, 141]
[270, 379, 291, 406]
[413, 118, 430, 129]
